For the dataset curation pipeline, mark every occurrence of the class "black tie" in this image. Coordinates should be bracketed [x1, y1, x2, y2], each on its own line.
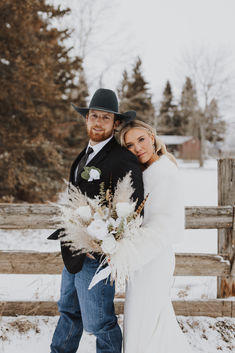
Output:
[75, 146, 94, 182]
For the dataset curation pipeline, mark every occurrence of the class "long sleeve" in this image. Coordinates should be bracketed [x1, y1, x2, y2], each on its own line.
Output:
[109, 156, 185, 281]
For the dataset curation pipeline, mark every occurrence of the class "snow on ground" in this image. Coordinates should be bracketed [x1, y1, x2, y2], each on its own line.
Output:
[1, 158, 235, 352]
[173, 158, 218, 300]
[0, 315, 234, 353]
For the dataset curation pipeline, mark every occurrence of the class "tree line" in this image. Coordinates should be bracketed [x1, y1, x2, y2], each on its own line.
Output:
[118, 58, 225, 141]
[0, 0, 226, 202]
[0, 0, 88, 202]
[117, 57, 225, 166]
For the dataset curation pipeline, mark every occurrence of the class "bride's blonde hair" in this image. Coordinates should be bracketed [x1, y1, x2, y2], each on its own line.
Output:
[118, 120, 177, 166]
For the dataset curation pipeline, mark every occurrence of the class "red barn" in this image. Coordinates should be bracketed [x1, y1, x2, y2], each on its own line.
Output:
[160, 135, 201, 160]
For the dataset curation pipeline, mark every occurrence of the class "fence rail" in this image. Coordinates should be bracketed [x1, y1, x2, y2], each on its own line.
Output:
[0, 204, 233, 229]
[0, 299, 234, 318]
[0, 158, 234, 317]
[0, 250, 231, 276]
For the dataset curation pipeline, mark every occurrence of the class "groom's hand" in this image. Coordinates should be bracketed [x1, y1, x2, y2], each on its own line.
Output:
[86, 253, 96, 259]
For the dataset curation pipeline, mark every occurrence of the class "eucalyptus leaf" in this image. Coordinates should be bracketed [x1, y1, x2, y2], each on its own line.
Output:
[81, 166, 101, 181]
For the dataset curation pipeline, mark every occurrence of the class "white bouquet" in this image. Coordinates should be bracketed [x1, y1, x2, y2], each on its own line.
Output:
[54, 172, 148, 289]
[53, 172, 148, 287]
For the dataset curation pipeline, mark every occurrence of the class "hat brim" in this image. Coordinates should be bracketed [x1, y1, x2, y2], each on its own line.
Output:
[71, 103, 136, 122]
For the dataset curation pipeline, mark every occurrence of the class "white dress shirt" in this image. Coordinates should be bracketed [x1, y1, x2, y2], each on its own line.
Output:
[75, 135, 113, 177]
[86, 135, 113, 165]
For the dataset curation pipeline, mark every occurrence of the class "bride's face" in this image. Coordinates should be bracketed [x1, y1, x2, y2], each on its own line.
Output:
[124, 127, 155, 165]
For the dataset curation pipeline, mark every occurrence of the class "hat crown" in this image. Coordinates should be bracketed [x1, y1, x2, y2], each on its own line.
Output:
[71, 88, 136, 122]
[89, 88, 118, 113]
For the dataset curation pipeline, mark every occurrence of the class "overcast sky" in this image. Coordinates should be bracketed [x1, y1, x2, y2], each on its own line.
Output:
[106, 0, 235, 112]
[52, 0, 235, 123]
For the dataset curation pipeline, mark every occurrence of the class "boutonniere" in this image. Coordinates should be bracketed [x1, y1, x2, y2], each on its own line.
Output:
[81, 166, 101, 181]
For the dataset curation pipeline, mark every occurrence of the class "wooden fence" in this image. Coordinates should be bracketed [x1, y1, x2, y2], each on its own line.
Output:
[0, 158, 234, 317]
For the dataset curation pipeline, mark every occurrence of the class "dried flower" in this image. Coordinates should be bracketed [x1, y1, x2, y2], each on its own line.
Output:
[52, 172, 148, 289]
[134, 193, 150, 218]
[116, 202, 135, 218]
[87, 219, 108, 240]
[75, 206, 92, 222]
[107, 217, 121, 229]
[101, 235, 119, 254]
[113, 171, 134, 205]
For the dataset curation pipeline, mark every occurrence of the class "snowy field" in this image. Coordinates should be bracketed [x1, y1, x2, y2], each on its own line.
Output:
[0, 158, 234, 352]
[0, 315, 234, 353]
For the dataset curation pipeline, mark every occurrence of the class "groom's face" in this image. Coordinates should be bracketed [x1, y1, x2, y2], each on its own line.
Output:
[86, 109, 119, 145]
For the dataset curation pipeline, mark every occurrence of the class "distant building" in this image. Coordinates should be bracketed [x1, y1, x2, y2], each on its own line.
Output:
[160, 135, 201, 160]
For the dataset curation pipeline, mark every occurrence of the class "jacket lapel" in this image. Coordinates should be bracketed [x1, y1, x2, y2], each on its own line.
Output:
[87, 137, 117, 167]
[75, 137, 117, 185]
[69, 147, 86, 184]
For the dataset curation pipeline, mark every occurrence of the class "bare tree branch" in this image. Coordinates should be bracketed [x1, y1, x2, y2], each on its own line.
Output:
[178, 44, 235, 166]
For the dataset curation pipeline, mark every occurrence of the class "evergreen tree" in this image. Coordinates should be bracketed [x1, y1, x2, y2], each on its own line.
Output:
[118, 57, 156, 127]
[117, 69, 129, 111]
[178, 77, 225, 165]
[159, 81, 173, 116]
[70, 67, 89, 108]
[0, 0, 87, 202]
[157, 81, 180, 134]
[65, 67, 89, 149]
[205, 99, 226, 143]
[179, 77, 199, 136]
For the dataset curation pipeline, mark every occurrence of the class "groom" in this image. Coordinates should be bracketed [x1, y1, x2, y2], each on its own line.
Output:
[49, 88, 144, 353]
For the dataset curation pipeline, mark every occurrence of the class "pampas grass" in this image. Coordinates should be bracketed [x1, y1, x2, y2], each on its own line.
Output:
[112, 171, 135, 206]
[51, 172, 145, 264]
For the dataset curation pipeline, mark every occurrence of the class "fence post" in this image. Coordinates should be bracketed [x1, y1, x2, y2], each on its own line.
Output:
[217, 158, 235, 298]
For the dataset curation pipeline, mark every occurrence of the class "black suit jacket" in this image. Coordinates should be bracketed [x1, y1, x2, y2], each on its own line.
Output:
[48, 137, 144, 274]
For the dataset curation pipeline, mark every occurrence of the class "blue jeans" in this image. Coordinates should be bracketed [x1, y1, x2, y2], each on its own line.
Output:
[50, 256, 122, 353]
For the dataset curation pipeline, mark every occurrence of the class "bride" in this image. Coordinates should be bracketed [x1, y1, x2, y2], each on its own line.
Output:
[110, 120, 193, 353]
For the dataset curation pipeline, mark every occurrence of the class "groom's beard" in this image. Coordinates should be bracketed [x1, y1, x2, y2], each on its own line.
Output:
[87, 126, 114, 143]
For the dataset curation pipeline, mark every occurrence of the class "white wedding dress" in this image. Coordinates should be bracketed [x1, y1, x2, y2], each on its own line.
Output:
[111, 155, 194, 353]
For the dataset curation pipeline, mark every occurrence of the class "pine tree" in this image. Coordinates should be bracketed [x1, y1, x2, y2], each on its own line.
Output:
[179, 77, 199, 136]
[0, 0, 87, 202]
[65, 67, 89, 150]
[179, 77, 225, 165]
[70, 67, 89, 108]
[159, 81, 173, 115]
[117, 69, 129, 111]
[157, 81, 179, 134]
[118, 57, 156, 127]
[205, 99, 226, 143]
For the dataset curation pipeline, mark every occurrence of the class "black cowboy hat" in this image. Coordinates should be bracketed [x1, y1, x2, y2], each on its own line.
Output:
[72, 88, 136, 122]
